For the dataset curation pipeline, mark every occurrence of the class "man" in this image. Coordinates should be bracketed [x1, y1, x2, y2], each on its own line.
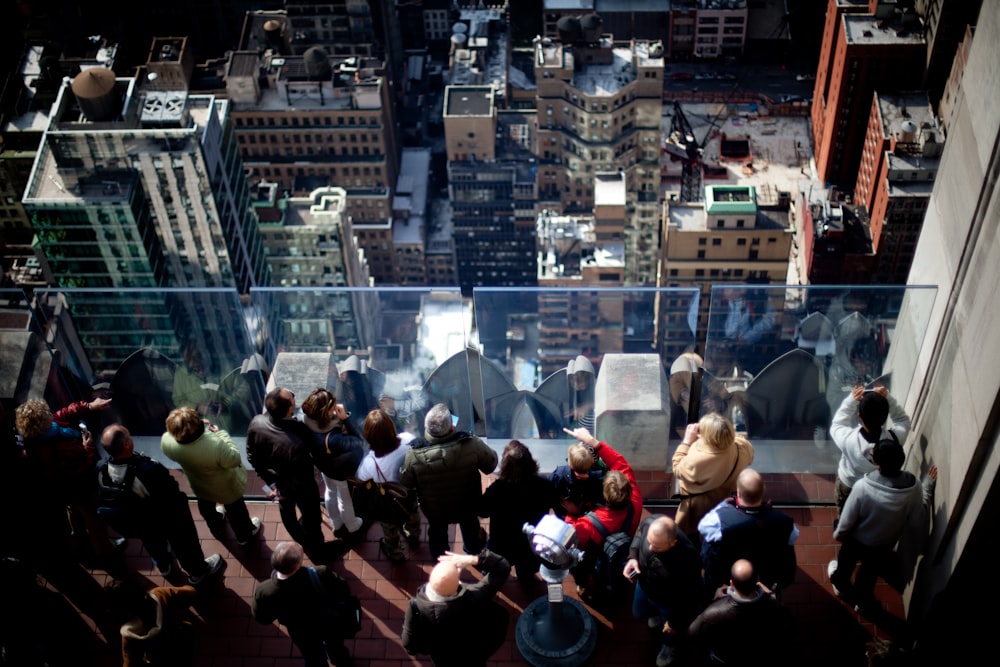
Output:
[401, 549, 510, 667]
[252, 542, 355, 667]
[830, 437, 937, 612]
[97, 424, 224, 585]
[687, 559, 797, 666]
[622, 516, 702, 667]
[161, 406, 261, 545]
[830, 386, 911, 509]
[400, 404, 498, 558]
[698, 468, 799, 593]
[548, 440, 606, 518]
[246, 388, 325, 552]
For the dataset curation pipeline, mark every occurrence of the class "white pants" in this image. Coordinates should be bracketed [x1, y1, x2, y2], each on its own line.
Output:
[323, 476, 363, 533]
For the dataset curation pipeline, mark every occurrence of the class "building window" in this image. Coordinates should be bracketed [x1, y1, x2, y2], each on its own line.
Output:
[737, 238, 747, 246]
[698, 237, 707, 246]
[736, 219, 745, 228]
[697, 250, 705, 259]
[712, 238, 722, 246]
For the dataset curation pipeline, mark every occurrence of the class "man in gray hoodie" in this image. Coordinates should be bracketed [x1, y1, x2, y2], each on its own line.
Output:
[829, 436, 937, 611]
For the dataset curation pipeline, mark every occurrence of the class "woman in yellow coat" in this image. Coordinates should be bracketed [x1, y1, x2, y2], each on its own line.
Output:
[672, 412, 754, 538]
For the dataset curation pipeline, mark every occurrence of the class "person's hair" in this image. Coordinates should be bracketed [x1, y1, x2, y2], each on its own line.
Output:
[603, 470, 631, 510]
[649, 516, 676, 544]
[424, 403, 453, 438]
[301, 388, 336, 429]
[165, 407, 205, 444]
[182, 343, 207, 375]
[101, 425, 132, 458]
[567, 444, 593, 474]
[736, 468, 765, 506]
[858, 392, 890, 440]
[265, 388, 293, 420]
[364, 408, 400, 457]
[15, 399, 53, 439]
[499, 440, 539, 484]
[699, 412, 736, 450]
[873, 437, 905, 476]
[731, 559, 758, 596]
[271, 541, 304, 575]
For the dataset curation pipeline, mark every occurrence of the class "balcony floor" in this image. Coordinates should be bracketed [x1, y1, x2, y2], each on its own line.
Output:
[17, 472, 908, 667]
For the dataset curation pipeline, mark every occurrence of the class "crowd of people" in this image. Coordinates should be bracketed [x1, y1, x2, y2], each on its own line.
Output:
[2, 382, 938, 666]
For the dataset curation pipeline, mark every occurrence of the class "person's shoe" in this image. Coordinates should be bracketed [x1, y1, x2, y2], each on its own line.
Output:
[405, 533, 421, 549]
[647, 615, 665, 630]
[655, 645, 676, 667]
[153, 558, 174, 577]
[237, 517, 263, 546]
[827, 560, 843, 596]
[188, 553, 225, 585]
[379, 538, 406, 563]
[111, 537, 128, 553]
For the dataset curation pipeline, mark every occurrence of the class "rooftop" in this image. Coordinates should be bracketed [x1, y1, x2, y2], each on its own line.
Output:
[443, 86, 494, 117]
[844, 14, 926, 46]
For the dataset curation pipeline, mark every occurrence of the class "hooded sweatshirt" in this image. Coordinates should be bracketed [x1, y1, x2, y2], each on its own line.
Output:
[833, 469, 934, 549]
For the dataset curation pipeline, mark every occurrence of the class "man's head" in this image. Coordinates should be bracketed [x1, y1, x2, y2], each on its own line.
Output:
[165, 406, 205, 444]
[14, 399, 53, 439]
[603, 470, 632, 510]
[264, 388, 296, 420]
[428, 561, 461, 597]
[647, 516, 678, 553]
[567, 443, 595, 477]
[730, 559, 758, 597]
[858, 392, 890, 435]
[424, 403, 453, 438]
[735, 468, 765, 507]
[271, 541, 304, 578]
[101, 424, 134, 460]
[873, 437, 905, 477]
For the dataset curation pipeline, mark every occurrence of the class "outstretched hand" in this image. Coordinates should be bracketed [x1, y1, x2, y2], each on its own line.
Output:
[927, 464, 938, 482]
[88, 397, 112, 411]
[438, 551, 478, 570]
[563, 427, 597, 447]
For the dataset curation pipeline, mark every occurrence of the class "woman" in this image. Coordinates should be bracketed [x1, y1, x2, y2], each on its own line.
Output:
[357, 408, 420, 561]
[672, 412, 754, 538]
[301, 388, 365, 538]
[160, 407, 261, 545]
[479, 440, 557, 582]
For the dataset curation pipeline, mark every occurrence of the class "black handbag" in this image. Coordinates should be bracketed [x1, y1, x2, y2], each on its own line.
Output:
[347, 458, 416, 524]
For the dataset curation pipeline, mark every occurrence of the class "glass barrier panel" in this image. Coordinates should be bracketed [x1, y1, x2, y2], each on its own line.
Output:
[699, 285, 937, 495]
[248, 288, 470, 441]
[31, 288, 258, 437]
[0, 288, 69, 408]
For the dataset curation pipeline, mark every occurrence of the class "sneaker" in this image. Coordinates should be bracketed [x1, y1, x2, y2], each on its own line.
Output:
[111, 536, 128, 553]
[379, 538, 406, 563]
[655, 645, 676, 667]
[237, 517, 263, 546]
[647, 615, 665, 630]
[154, 559, 174, 577]
[189, 553, 225, 585]
[827, 560, 841, 595]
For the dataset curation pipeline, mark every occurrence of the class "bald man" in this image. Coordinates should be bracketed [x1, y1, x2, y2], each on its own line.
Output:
[687, 559, 797, 666]
[401, 549, 510, 667]
[698, 468, 798, 593]
[622, 515, 702, 667]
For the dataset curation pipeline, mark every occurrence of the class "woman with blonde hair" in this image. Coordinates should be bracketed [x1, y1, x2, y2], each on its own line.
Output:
[672, 412, 754, 538]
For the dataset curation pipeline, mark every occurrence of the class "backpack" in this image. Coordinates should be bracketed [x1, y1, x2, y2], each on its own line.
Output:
[305, 566, 362, 639]
[584, 504, 635, 597]
[96, 460, 146, 530]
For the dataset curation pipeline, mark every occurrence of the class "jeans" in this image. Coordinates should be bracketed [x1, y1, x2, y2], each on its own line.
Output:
[322, 476, 363, 533]
[278, 477, 324, 550]
[833, 537, 899, 601]
[427, 513, 485, 559]
[632, 582, 676, 646]
[197, 497, 256, 542]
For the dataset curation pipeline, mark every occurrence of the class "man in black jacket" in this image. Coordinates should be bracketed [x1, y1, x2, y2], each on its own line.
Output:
[698, 468, 799, 593]
[401, 549, 510, 667]
[252, 541, 355, 667]
[247, 388, 324, 552]
[97, 424, 224, 585]
[622, 515, 702, 667]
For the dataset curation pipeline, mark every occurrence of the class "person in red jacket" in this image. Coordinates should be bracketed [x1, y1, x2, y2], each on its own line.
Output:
[562, 427, 643, 597]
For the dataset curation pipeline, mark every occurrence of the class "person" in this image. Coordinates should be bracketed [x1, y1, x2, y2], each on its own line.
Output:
[672, 412, 754, 539]
[300, 388, 365, 539]
[561, 427, 644, 597]
[698, 468, 799, 593]
[687, 559, 797, 666]
[478, 440, 557, 583]
[246, 388, 325, 553]
[357, 408, 420, 561]
[105, 578, 198, 666]
[548, 439, 607, 518]
[830, 385, 911, 509]
[622, 516, 703, 667]
[829, 437, 937, 612]
[252, 541, 355, 667]
[97, 424, 225, 585]
[160, 407, 262, 545]
[401, 549, 511, 667]
[171, 344, 218, 417]
[14, 396, 121, 559]
[400, 404, 498, 559]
